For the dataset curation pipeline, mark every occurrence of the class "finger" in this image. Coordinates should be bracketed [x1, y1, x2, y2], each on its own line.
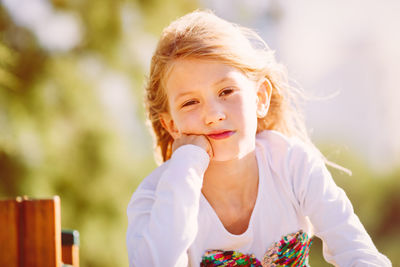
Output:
[207, 149, 213, 159]
[204, 136, 213, 159]
[208, 144, 214, 159]
[175, 131, 182, 139]
[180, 132, 203, 137]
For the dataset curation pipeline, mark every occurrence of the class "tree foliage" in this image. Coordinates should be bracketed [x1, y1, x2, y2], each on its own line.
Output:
[1, 1, 398, 266]
[0, 0, 197, 266]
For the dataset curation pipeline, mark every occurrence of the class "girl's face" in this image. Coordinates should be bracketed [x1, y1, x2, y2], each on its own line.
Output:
[160, 58, 270, 161]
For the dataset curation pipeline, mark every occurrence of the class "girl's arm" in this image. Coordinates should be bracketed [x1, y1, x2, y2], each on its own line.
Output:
[126, 145, 210, 267]
[290, 143, 392, 266]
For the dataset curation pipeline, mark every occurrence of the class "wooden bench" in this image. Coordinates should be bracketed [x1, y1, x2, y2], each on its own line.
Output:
[0, 196, 79, 267]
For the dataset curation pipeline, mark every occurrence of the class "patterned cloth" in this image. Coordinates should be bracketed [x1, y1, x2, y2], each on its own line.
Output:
[200, 230, 312, 267]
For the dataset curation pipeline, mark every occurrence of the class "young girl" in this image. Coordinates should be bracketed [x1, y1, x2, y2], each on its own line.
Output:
[126, 10, 391, 267]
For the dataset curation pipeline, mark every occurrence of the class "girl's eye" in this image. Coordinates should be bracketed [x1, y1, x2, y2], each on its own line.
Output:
[219, 88, 234, 97]
[181, 100, 198, 108]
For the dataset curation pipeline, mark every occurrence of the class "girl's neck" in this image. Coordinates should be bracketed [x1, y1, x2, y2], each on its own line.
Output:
[202, 150, 259, 206]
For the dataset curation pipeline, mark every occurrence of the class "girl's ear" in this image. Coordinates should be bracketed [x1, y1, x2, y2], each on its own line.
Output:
[159, 112, 180, 139]
[256, 78, 272, 118]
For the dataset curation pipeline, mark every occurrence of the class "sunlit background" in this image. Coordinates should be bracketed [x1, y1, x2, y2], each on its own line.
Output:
[0, 0, 399, 266]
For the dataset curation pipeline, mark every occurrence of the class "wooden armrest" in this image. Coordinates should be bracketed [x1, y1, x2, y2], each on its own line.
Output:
[0, 196, 61, 267]
[0, 196, 80, 267]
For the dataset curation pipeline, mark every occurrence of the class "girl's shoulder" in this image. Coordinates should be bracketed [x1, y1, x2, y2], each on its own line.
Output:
[134, 160, 171, 194]
[255, 131, 328, 214]
[256, 130, 320, 158]
[256, 130, 294, 152]
[256, 130, 324, 174]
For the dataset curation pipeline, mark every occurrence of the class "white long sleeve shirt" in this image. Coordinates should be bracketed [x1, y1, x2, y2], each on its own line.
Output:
[126, 130, 391, 266]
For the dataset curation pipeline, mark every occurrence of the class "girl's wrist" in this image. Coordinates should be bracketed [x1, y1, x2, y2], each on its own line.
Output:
[171, 144, 210, 171]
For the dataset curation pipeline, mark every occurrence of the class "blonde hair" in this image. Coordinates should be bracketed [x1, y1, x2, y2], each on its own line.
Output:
[145, 10, 349, 174]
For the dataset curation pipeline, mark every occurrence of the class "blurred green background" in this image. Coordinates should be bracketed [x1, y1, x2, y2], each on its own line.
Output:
[0, 0, 398, 266]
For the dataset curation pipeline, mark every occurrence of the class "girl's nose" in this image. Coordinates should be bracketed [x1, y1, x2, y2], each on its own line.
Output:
[204, 103, 226, 125]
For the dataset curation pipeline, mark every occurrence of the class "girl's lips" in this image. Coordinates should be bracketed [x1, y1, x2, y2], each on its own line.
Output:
[207, 131, 235, 140]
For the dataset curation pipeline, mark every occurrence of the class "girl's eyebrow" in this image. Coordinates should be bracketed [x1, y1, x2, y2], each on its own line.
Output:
[213, 76, 235, 87]
[173, 76, 236, 102]
[173, 91, 195, 103]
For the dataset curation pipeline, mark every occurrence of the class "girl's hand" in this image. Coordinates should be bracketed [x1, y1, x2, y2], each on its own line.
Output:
[172, 134, 213, 159]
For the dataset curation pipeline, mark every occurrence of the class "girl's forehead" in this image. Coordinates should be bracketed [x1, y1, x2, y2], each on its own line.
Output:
[166, 58, 246, 81]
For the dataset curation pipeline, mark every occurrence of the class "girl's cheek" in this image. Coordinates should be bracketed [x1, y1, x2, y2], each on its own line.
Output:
[179, 112, 201, 132]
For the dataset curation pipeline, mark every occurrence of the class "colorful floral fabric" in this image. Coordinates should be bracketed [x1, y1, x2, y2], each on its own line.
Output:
[201, 250, 261, 267]
[200, 230, 312, 267]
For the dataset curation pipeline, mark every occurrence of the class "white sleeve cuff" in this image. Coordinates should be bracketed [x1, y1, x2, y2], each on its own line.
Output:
[170, 144, 210, 174]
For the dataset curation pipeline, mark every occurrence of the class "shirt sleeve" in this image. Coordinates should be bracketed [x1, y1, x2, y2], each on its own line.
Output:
[126, 145, 210, 267]
[290, 142, 392, 267]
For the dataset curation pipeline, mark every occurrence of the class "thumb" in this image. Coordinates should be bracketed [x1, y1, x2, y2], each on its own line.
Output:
[205, 137, 213, 159]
